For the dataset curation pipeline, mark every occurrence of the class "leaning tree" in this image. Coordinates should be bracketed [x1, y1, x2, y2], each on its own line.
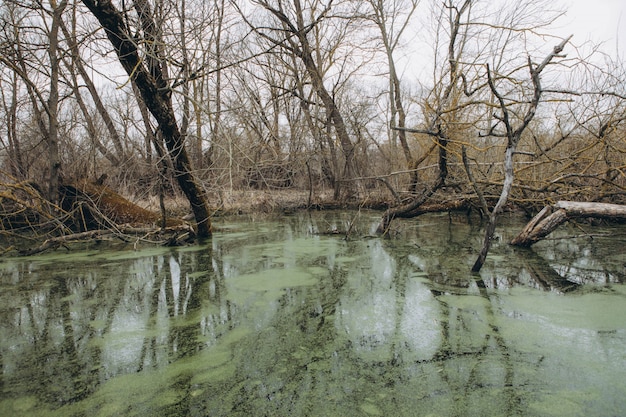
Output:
[80, 0, 212, 237]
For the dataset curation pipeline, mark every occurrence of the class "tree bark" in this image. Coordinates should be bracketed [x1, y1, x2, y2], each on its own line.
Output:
[376, 176, 445, 234]
[46, 0, 68, 204]
[80, 0, 212, 238]
[253, 0, 358, 200]
[511, 201, 626, 247]
[5, 71, 26, 179]
[293, 2, 356, 200]
[369, 0, 417, 189]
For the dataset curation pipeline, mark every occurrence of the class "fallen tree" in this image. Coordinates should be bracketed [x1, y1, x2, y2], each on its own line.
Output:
[0, 178, 194, 255]
[511, 201, 626, 247]
[59, 179, 183, 230]
[80, 0, 212, 238]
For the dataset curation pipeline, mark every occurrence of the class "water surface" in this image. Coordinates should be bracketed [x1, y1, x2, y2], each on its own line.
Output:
[1, 211, 625, 416]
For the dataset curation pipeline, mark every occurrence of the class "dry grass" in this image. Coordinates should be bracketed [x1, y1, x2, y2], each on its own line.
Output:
[137, 188, 391, 219]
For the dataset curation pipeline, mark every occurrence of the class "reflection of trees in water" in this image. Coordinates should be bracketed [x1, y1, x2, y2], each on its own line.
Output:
[391, 246, 527, 416]
[199, 235, 513, 415]
[209, 233, 534, 415]
[535, 236, 625, 285]
[1, 213, 623, 414]
[1, 266, 114, 404]
[0, 245, 231, 409]
[204, 246, 352, 416]
[401, 212, 624, 290]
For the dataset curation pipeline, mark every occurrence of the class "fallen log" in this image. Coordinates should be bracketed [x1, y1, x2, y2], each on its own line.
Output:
[18, 224, 196, 256]
[511, 201, 626, 247]
[60, 180, 184, 229]
[18, 230, 109, 256]
[1, 178, 196, 255]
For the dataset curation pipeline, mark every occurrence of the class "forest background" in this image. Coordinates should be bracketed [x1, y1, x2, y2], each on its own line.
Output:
[0, 0, 624, 259]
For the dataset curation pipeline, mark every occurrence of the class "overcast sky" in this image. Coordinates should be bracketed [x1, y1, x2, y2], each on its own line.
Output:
[561, 0, 625, 58]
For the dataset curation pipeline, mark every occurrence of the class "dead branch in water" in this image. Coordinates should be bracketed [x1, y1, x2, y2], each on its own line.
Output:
[511, 201, 626, 246]
[18, 224, 195, 256]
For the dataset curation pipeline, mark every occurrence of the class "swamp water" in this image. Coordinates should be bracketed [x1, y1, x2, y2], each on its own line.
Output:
[0, 211, 625, 417]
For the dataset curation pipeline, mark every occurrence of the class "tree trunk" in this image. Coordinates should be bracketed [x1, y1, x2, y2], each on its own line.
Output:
[46, 0, 68, 204]
[60, 10, 126, 164]
[297, 32, 357, 200]
[80, 0, 212, 238]
[471, 36, 572, 272]
[471, 145, 515, 272]
[376, 176, 445, 234]
[6, 72, 26, 179]
[511, 201, 626, 247]
[256, 0, 358, 200]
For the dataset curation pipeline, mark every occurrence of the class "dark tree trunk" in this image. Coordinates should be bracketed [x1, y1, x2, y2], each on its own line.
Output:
[80, 0, 212, 238]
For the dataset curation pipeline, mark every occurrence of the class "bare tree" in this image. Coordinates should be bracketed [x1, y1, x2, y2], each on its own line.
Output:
[0, 1, 69, 201]
[59, 2, 126, 167]
[0, 66, 26, 178]
[244, 0, 361, 200]
[80, 0, 212, 237]
[366, 0, 419, 186]
[44, 0, 68, 203]
[377, 0, 472, 233]
[470, 36, 572, 272]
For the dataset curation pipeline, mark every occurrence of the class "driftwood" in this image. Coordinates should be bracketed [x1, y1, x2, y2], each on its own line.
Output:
[18, 224, 196, 256]
[511, 201, 626, 247]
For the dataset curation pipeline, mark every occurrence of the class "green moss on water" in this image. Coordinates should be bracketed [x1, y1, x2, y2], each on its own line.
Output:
[89, 318, 107, 331]
[60, 292, 78, 302]
[187, 270, 208, 279]
[529, 390, 594, 417]
[105, 247, 171, 261]
[360, 400, 383, 416]
[0, 397, 38, 414]
[2, 213, 626, 417]
[188, 350, 235, 386]
[228, 267, 318, 295]
[501, 286, 626, 331]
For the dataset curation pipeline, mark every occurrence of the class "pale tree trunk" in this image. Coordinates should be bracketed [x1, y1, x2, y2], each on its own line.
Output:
[80, 0, 212, 238]
[511, 201, 626, 247]
[471, 36, 572, 272]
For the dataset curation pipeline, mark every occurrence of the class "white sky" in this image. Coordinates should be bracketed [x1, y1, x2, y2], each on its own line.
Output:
[559, 0, 626, 58]
[398, 0, 626, 87]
